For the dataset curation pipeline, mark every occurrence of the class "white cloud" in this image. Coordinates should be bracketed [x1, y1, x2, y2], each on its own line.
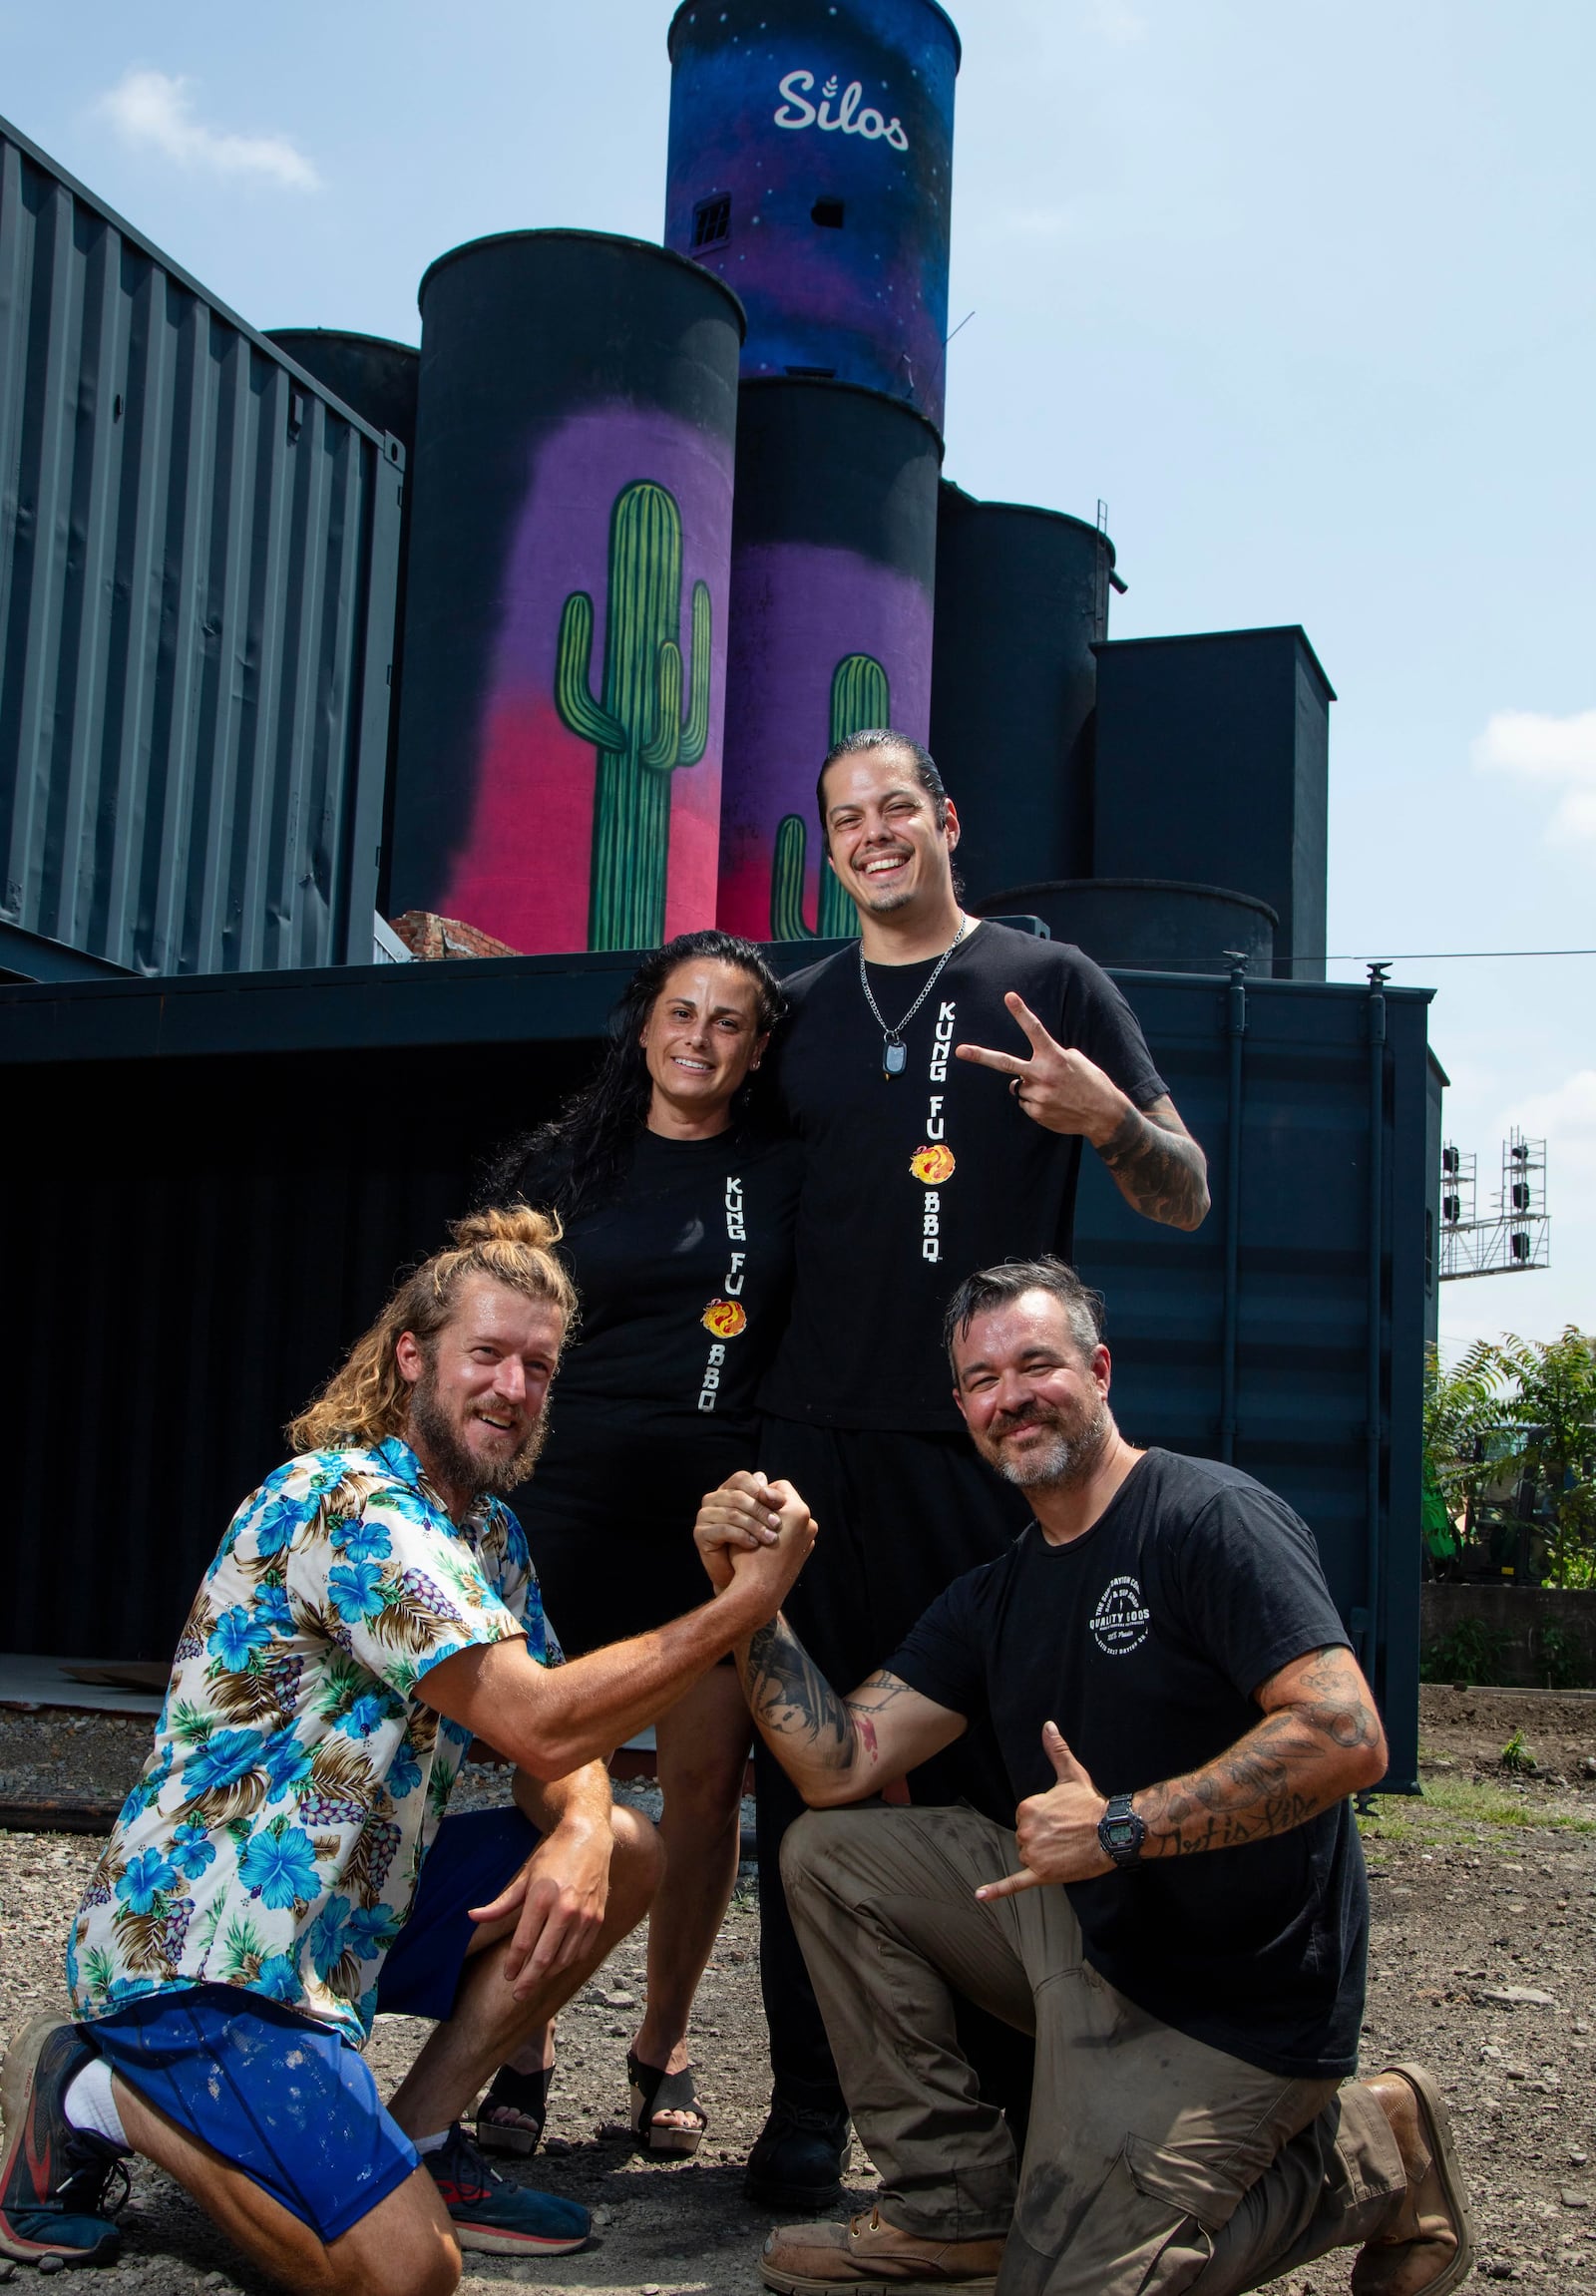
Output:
[96, 70, 320, 191]
[1085, 0, 1148, 45]
[1472, 707, 1596, 847]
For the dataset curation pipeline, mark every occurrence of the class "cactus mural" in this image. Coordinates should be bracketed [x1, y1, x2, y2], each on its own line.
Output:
[768, 652, 888, 940]
[556, 479, 711, 951]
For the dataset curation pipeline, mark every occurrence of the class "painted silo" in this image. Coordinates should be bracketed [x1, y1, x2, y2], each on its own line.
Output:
[388, 231, 744, 955]
[929, 483, 1116, 899]
[665, 0, 960, 431]
[716, 378, 942, 942]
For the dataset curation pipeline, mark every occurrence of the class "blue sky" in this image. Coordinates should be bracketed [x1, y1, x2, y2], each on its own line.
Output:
[4, 0, 1591, 1351]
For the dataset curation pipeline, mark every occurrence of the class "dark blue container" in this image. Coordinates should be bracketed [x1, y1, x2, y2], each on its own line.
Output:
[665, 0, 960, 429]
[0, 954, 1433, 1791]
[0, 116, 403, 976]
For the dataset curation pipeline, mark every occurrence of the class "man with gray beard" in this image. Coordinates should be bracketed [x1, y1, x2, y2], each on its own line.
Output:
[696, 1258, 1473, 2296]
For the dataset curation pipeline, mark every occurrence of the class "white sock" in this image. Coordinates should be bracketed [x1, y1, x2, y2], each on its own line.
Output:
[64, 2059, 130, 2152]
[413, 2129, 449, 2156]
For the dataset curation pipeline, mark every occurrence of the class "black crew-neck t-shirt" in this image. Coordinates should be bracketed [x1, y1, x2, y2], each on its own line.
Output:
[514, 1127, 804, 1436]
[758, 922, 1167, 1432]
[887, 1449, 1367, 2080]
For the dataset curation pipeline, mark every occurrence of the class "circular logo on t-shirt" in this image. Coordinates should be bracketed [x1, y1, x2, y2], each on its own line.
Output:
[1090, 1575, 1150, 1657]
[910, 1144, 956, 1184]
[701, 1300, 748, 1339]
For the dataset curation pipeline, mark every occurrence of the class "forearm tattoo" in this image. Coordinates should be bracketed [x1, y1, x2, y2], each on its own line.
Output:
[1097, 1100, 1210, 1231]
[741, 1619, 856, 1771]
[1138, 1648, 1383, 1858]
[740, 1627, 911, 1788]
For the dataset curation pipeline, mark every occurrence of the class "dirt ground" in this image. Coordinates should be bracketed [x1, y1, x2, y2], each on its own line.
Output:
[1, 1687, 1593, 2295]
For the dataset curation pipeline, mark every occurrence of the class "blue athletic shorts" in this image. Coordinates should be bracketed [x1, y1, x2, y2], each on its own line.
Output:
[86, 1807, 538, 2243]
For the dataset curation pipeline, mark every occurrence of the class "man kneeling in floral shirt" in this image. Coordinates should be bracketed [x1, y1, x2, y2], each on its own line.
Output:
[0, 1206, 814, 2293]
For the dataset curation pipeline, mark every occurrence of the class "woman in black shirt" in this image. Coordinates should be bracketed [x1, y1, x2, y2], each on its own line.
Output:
[479, 931, 801, 2156]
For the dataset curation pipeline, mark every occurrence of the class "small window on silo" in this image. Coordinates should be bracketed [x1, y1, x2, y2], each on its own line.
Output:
[692, 194, 731, 250]
[811, 198, 846, 228]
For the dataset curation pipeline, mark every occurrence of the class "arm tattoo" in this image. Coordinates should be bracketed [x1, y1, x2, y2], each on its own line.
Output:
[738, 1634, 912, 1795]
[1096, 1099, 1210, 1232]
[741, 1619, 856, 1772]
[1137, 1647, 1383, 1858]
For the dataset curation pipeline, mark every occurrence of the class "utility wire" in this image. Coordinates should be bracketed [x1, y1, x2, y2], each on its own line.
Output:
[1321, 947, 1596, 962]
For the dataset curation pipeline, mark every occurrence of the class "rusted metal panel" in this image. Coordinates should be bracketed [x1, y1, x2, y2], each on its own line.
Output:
[0, 115, 402, 973]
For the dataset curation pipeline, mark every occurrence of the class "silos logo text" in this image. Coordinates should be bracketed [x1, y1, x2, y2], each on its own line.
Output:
[774, 73, 910, 149]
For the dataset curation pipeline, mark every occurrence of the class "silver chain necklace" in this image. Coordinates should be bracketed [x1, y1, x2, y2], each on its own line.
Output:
[859, 918, 972, 1078]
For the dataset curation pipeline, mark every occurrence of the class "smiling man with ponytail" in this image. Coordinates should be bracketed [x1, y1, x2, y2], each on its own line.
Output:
[1, 1208, 817, 2296]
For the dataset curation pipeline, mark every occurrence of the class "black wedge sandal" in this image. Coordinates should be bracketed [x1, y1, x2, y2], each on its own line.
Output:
[474, 2063, 556, 2158]
[626, 2051, 709, 2158]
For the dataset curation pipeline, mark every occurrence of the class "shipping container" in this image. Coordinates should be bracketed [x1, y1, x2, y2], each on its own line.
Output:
[0, 115, 404, 975]
[387, 230, 744, 957]
[665, 0, 960, 429]
[0, 954, 1433, 1788]
[717, 378, 942, 941]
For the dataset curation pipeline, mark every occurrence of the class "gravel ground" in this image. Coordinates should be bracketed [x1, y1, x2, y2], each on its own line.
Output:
[0, 1688, 1592, 2295]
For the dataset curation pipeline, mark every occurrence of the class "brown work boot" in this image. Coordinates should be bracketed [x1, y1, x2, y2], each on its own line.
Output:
[762, 2207, 1004, 2296]
[1351, 2064, 1476, 2296]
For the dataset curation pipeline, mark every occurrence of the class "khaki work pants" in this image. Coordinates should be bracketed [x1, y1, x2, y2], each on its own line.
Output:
[782, 1804, 1408, 2296]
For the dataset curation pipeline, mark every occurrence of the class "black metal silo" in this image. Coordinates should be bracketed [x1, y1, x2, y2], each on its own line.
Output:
[929, 482, 1117, 902]
[389, 231, 745, 955]
[267, 331, 421, 918]
[716, 377, 943, 941]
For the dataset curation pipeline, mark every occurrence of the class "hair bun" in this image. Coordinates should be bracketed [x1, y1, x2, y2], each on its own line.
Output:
[449, 1201, 565, 1253]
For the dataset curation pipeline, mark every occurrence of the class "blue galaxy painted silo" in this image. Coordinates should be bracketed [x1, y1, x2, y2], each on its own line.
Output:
[665, 0, 960, 430]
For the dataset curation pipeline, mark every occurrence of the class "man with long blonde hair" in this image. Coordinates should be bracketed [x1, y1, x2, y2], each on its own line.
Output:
[1, 1206, 814, 2296]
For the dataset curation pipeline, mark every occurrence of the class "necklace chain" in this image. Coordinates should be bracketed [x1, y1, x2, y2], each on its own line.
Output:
[858, 919, 971, 1076]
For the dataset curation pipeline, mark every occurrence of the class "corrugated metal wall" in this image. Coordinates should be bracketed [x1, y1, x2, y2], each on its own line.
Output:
[0, 954, 1433, 1787]
[0, 116, 402, 975]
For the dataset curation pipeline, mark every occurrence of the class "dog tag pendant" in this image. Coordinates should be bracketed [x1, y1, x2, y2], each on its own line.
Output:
[883, 1036, 908, 1077]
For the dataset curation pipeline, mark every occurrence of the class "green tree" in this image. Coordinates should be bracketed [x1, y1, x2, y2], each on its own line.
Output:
[1490, 1327, 1596, 1586]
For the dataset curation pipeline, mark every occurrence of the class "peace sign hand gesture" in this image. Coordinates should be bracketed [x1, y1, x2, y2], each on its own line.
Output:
[956, 991, 1130, 1147]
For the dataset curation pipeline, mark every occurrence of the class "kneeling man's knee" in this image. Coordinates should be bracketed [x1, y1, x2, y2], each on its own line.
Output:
[610, 1800, 665, 1905]
[779, 1805, 856, 1896]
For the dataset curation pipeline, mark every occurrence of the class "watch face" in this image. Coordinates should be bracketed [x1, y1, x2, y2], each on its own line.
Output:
[1104, 1817, 1139, 1850]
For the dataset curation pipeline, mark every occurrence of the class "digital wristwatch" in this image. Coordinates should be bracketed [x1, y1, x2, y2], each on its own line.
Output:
[1097, 1792, 1146, 1870]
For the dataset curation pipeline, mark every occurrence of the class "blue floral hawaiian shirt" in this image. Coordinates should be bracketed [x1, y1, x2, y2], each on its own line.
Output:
[69, 1437, 561, 2046]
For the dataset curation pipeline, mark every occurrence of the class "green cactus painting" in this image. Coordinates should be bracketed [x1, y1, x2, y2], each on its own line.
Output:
[769, 652, 888, 940]
[556, 480, 711, 951]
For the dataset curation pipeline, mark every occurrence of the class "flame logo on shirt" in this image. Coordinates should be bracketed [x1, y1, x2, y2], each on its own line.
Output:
[910, 1145, 956, 1184]
[701, 1300, 748, 1339]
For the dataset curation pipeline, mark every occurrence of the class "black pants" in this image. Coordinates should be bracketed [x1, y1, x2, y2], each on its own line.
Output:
[755, 1418, 1035, 2129]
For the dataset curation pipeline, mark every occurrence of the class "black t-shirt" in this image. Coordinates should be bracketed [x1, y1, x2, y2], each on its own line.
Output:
[888, 1449, 1367, 2080]
[515, 1127, 804, 1437]
[759, 922, 1167, 1431]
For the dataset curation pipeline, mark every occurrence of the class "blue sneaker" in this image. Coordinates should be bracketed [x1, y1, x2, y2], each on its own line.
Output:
[0, 2015, 127, 2268]
[425, 2122, 590, 2256]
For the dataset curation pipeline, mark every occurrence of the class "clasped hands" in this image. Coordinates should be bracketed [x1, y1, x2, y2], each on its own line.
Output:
[957, 991, 1130, 1147]
[694, 1469, 816, 1601]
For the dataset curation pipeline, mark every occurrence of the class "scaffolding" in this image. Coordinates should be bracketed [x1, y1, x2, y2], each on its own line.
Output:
[1438, 1128, 1550, 1281]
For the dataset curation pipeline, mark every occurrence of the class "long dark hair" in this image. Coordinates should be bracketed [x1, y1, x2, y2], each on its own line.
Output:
[483, 931, 786, 1223]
